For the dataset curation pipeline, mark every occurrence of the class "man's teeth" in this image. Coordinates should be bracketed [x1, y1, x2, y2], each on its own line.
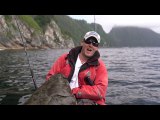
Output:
[87, 48, 92, 51]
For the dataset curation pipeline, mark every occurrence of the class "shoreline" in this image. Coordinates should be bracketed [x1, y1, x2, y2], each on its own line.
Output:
[0, 48, 5, 51]
[0, 46, 50, 51]
[0, 46, 73, 51]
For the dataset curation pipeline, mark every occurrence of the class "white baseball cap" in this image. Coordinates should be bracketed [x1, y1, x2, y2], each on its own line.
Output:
[84, 31, 100, 43]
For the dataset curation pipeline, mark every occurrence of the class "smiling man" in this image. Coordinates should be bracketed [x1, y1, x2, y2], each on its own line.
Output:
[46, 31, 108, 105]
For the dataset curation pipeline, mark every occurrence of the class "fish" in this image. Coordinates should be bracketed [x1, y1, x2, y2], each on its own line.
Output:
[24, 74, 77, 105]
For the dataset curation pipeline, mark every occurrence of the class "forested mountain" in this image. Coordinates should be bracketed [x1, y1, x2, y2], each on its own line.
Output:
[1, 15, 160, 50]
[108, 26, 160, 47]
[51, 15, 108, 46]
[0, 15, 108, 49]
[0, 15, 74, 49]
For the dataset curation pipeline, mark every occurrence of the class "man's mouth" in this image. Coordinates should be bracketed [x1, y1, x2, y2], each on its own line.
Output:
[87, 48, 92, 52]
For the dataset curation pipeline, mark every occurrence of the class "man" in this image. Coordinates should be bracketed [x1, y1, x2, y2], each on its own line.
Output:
[46, 31, 108, 105]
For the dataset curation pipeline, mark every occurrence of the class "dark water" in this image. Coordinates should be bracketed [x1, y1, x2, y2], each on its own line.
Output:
[0, 47, 160, 105]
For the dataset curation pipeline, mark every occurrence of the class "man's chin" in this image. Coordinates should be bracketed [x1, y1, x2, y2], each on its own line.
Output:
[85, 53, 93, 58]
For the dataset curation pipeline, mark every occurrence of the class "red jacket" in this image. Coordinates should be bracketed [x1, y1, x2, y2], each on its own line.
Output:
[46, 46, 108, 105]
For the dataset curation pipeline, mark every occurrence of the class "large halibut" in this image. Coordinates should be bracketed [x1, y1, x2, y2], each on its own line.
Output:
[24, 74, 77, 105]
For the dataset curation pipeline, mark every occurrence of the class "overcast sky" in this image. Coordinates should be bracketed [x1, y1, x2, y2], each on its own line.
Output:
[68, 15, 160, 34]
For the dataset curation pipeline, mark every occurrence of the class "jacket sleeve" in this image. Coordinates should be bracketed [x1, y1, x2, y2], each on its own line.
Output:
[72, 60, 108, 100]
[46, 54, 67, 80]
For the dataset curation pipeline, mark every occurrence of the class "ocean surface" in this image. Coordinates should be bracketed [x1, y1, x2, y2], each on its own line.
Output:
[0, 47, 160, 105]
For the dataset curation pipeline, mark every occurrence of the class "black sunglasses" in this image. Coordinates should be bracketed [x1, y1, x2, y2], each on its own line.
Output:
[84, 39, 99, 47]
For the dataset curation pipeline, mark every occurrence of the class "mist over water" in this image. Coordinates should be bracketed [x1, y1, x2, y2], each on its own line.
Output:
[0, 47, 160, 105]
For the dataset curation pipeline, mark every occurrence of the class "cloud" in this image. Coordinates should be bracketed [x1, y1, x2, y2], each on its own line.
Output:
[68, 15, 160, 34]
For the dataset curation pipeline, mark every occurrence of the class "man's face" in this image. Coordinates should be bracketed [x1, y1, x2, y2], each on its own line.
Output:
[81, 37, 99, 58]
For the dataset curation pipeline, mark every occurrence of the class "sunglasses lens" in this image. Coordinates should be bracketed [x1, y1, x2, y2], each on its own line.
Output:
[84, 39, 99, 47]
[85, 40, 91, 44]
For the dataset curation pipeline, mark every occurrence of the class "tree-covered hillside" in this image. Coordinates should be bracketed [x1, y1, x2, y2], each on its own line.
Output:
[1, 15, 160, 49]
[51, 15, 109, 46]
[32, 15, 109, 46]
[108, 26, 160, 47]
